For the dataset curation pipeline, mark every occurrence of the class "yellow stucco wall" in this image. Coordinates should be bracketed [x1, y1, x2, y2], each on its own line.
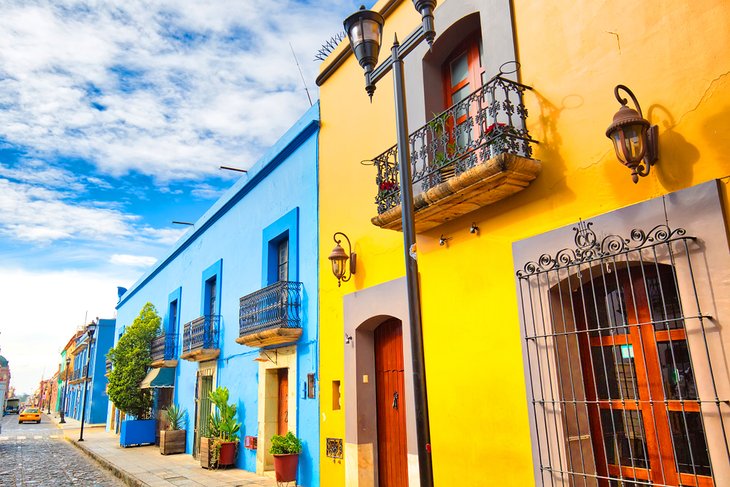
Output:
[318, 0, 730, 485]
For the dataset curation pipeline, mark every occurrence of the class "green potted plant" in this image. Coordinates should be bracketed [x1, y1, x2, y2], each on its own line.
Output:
[107, 303, 160, 447]
[202, 386, 240, 469]
[160, 404, 186, 455]
[269, 431, 302, 483]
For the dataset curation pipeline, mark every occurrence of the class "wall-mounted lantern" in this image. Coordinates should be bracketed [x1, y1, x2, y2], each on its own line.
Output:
[328, 232, 356, 286]
[606, 84, 659, 183]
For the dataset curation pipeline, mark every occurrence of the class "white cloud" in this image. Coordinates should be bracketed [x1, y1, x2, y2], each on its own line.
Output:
[110, 253, 158, 267]
[0, 0, 355, 182]
[0, 267, 125, 395]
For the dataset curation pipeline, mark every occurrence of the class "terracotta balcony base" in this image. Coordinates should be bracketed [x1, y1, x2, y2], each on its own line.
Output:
[150, 359, 178, 369]
[180, 349, 220, 362]
[236, 327, 303, 348]
[371, 153, 541, 232]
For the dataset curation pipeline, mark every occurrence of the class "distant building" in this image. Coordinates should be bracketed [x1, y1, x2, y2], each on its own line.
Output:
[0, 355, 9, 413]
[65, 320, 115, 424]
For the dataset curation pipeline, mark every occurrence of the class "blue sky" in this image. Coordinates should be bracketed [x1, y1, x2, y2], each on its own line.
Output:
[0, 0, 366, 395]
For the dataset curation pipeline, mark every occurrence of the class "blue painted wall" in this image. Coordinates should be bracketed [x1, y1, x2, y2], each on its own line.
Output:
[111, 103, 320, 484]
[66, 320, 114, 424]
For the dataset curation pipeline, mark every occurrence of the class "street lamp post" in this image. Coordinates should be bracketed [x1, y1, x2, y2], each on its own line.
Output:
[60, 358, 71, 424]
[78, 322, 96, 442]
[344, 3, 437, 486]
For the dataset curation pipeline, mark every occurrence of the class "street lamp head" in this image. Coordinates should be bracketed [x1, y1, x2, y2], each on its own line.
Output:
[344, 6, 384, 98]
[412, 0, 437, 46]
[65, 357, 71, 367]
[86, 321, 97, 339]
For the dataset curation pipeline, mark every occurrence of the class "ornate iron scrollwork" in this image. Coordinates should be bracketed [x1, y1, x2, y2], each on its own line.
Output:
[517, 220, 689, 278]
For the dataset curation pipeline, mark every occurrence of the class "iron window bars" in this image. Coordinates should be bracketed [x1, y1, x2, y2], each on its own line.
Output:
[517, 221, 729, 487]
[238, 280, 302, 337]
[182, 315, 220, 353]
[373, 73, 537, 214]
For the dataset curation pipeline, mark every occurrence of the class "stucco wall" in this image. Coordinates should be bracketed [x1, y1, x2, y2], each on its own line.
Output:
[112, 103, 320, 483]
[317, 0, 730, 485]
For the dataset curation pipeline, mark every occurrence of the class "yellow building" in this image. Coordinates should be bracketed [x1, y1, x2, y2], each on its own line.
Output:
[317, 1, 730, 485]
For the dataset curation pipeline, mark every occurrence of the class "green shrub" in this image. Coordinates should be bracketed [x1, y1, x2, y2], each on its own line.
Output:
[269, 431, 302, 455]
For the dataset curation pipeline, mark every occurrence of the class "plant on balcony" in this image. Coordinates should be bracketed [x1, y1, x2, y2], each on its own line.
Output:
[160, 404, 187, 455]
[202, 386, 240, 469]
[377, 180, 399, 198]
[107, 303, 160, 447]
[270, 431, 303, 483]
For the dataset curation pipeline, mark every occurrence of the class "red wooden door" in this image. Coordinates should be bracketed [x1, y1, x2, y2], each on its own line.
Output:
[277, 368, 288, 436]
[375, 319, 408, 487]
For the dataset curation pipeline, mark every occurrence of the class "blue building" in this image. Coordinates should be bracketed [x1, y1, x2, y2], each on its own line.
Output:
[110, 104, 320, 484]
[65, 319, 114, 424]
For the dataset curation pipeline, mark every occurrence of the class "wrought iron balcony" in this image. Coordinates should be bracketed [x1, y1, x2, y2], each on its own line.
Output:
[150, 333, 178, 367]
[105, 358, 112, 376]
[236, 281, 303, 348]
[181, 315, 220, 362]
[371, 74, 541, 232]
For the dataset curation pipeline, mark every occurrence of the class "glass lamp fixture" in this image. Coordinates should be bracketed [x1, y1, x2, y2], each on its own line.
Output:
[344, 6, 384, 98]
[328, 232, 356, 286]
[606, 84, 658, 183]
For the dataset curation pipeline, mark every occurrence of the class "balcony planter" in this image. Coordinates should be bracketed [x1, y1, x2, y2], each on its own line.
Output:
[120, 419, 156, 447]
[270, 431, 302, 483]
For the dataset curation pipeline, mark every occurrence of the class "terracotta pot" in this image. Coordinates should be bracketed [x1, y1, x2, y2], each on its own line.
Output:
[273, 453, 299, 482]
[218, 441, 236, 466]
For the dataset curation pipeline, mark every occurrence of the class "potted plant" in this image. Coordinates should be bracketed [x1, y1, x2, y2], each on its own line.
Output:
[202, 386, 240, 469]
[107, 303, 160, 447]
[160, 404, 186, 455]
[270, 431, 302, 483]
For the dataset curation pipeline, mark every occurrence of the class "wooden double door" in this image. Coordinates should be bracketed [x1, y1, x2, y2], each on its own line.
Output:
[575, 265, 712, 486]
[375, 318, 409, 487]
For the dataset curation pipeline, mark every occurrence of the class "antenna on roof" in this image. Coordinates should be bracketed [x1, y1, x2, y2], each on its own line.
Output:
[290, 42, 313, 107]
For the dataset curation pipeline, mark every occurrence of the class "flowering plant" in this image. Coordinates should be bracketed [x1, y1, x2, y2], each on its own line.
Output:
[378, 181, 398, 192]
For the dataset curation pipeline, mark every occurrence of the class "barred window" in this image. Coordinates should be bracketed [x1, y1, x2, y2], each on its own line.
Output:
[517, 221, 728, 487]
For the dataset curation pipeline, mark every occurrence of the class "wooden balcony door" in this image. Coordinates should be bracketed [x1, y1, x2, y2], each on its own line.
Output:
[575, 265, 712, 486]
[375, 318, 408, 487]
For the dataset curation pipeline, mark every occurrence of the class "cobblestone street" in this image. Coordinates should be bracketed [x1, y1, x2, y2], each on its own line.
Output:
[0, 413, 124, 487]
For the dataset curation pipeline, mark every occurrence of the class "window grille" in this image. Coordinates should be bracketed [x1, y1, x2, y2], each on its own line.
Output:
[516, 220, 729, 487]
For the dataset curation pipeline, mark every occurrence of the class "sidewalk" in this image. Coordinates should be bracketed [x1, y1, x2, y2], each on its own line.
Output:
[48, 414, 277, 487]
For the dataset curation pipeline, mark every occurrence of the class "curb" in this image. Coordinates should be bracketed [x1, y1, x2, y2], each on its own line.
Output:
[65, 436, 148, 487]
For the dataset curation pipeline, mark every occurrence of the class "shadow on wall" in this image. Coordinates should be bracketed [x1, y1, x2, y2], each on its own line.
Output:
[648, 104, 700, 191]
[530, 90, 577, 201]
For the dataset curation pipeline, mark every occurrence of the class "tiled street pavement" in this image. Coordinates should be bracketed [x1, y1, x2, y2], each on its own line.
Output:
[0, 413, 124, 487]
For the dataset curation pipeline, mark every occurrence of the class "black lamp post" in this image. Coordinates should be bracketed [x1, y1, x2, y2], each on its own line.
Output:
[46, 381, 51, 415]
[59, 357, 71, 424]
[344, 3, 437, 486]
[78, 322, 96, 441]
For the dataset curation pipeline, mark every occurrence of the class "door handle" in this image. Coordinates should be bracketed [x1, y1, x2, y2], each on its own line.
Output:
[392, 391, 399, 410]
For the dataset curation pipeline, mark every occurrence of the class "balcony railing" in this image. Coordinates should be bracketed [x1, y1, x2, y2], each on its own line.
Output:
[372, 74, 540, 231]
[237, 281, 303, 348]
[105, 358, 112, 376]
[181, 315, 220, 361]
[151, 333, 178, 365]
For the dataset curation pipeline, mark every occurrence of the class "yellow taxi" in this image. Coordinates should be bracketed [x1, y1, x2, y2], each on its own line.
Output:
[18, 407, 41, 424]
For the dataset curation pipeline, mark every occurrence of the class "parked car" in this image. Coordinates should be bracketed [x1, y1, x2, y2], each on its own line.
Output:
[5, 398, 20, 414]
[18, 407, 41, 424]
